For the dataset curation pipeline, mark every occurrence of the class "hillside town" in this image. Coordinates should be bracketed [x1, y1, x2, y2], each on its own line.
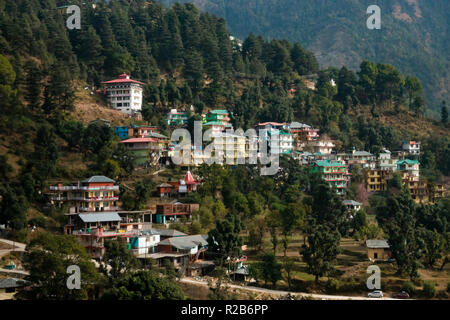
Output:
[0, 0, 449, 305]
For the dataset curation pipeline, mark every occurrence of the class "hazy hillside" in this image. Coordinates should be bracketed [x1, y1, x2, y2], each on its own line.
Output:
[161, 0, 450, 115]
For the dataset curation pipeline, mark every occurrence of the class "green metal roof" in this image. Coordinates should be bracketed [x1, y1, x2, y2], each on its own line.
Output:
[209, 110, 229, 114]
[397, 159, 419, 165]
[315, 160, 345, 167]
[204, 121, 225, 126]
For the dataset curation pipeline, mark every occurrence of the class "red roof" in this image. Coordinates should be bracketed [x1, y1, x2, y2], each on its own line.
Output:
[120, 138, 157, 144]
[257, 122, 286, 126]
[103, 73, 145, 85]
[184, 171, 199, 185]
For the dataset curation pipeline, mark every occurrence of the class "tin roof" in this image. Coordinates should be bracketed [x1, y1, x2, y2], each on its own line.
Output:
[78, 212, 121, 223]
[159, 235, 208, 250]
[82, 176, 115, 183]
[366, 239, 390, 249]
[152, 229, 187, 237]
[0, 278, 27, 289]
[343, 200, 362, 206]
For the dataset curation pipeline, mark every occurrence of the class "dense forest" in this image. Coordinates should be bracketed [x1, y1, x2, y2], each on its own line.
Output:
[161, 0, 450, 117]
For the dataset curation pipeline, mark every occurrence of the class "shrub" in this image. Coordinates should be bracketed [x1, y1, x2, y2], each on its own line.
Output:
[327, 279, 340, 293]
[422, 281, 436, 298]
[402, 281, 416, 295]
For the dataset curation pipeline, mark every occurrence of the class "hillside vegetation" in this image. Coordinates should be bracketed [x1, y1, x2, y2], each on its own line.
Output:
[162, 0, 449, 116]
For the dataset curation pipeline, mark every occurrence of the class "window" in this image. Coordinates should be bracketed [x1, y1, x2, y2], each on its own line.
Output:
[374, 252, 378, 259]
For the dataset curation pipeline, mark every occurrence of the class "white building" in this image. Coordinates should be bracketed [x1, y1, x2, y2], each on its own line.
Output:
[130, 230, 160, 256]
[402, 141, 420, 155]
[103, 73, 144, 115]
[378, 149, 397, 171]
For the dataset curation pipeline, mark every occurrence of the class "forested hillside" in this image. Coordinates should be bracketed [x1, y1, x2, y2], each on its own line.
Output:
[161, 0, 449, 116]
[0, 0, 449, 231]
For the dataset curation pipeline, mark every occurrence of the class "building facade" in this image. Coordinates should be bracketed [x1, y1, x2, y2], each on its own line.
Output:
[103, 73, 144, 115]
[311, 160, 351, 195]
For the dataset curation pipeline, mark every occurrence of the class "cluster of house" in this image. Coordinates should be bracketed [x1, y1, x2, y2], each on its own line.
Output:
[101, 75, 445, 201]
[45, 175, 214, 275]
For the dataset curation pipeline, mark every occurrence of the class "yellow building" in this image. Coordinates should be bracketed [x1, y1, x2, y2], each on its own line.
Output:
[407, 181, 446, 204]
[365, 169, 446, 204]
[365, 170, 388, 192]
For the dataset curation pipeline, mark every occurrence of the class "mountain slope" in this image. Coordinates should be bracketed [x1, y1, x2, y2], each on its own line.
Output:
[161, 0, 449, 114]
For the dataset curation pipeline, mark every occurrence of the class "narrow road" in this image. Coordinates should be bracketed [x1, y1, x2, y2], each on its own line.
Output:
[0, 238, 26, 258]
[179, 277, 400, 300]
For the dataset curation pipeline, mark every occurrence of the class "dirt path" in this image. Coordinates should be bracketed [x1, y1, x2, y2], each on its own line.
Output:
[179, 277, 401, 300]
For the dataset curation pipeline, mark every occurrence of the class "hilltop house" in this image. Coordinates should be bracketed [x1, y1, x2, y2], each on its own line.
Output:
[103, 73, 144, 115]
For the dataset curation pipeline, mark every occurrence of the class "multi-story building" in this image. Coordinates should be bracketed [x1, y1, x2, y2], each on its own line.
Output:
[120, 137, 160, 166]
[289, 122, 320, 150]
[405, 180, 446, 204]
[268, 130, 294, 155]
[48, 176, 142, 258]
[48, 176, 120, 218]
[402, 140, 420, 155]
[167, 109, 188, 126]
[103, 73, 144, 115]
[70, 214, 140, 259]
[342, 149, 376, 169]
[306, 139, 336, 155]
[203, 110, 232, 132]
[311, 160, 351, 195]
[366, 169, 389, 192]
[207, 132, 248, 165]
[397, 159, 420, 182]
[378, 149, 398, 171]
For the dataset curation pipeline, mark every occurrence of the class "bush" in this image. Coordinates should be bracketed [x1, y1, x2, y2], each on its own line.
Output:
[422, 281, 436, 298]
[402, 281, 416, 295]
[327, 279, 340, 293]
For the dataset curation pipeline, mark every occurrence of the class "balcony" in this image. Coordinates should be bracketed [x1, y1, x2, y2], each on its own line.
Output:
[78, 206, 119, 212]
[49, 185, 119, 191]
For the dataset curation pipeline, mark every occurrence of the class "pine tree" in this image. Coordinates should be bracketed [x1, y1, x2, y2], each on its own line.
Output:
[441, 101, 448, 125]
[24, 60, 42, 111]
